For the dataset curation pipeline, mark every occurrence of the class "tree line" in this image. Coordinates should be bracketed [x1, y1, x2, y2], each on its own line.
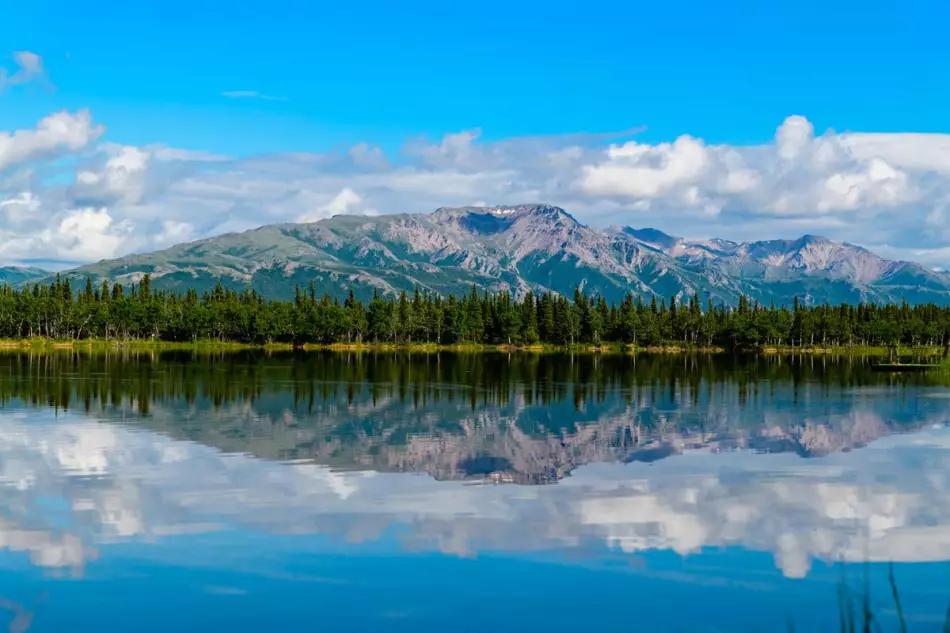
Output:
[3, 351, 942, 421]
[1, 274, 949, 349]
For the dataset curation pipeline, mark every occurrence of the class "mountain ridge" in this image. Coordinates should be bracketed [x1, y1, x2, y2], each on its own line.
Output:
[27, 203, 950, 306]
[0, 265, 50, 285]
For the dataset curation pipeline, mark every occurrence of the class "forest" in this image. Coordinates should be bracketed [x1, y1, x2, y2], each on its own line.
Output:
[1, 274, 949, 349]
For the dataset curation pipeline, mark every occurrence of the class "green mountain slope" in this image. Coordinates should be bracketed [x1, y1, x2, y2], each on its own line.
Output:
[37, 204, 950, 306]
[0, 266, 48, 285]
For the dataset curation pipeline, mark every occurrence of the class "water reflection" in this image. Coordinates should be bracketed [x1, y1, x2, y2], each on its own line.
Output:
[2, 408, 950, 580]
[0, 351, 947, 483]
[0, 350, 948, 583]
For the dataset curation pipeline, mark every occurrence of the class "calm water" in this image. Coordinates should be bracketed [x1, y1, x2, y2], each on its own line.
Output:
[1, 351, 950, 632]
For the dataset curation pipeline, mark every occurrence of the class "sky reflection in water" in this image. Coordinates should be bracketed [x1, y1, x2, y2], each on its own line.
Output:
[1, 351, 950, 632]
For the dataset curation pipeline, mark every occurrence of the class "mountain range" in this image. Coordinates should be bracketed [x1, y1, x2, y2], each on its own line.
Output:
[0, 265, 50, 285]
[135, 392, 929, 485]
[23, 203, 950, 305]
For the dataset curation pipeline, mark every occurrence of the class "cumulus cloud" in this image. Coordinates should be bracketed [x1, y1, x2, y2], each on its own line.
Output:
[0, 191, 41, 223]
[0, 110, 102, 173]
[75, 145, 150, 206]
[4, 109, 950, 268]
[52, 208, 132, 261]
[0, 206, 132, 264]
[578, 115, 918, 218]
[298, 187, 372, 222]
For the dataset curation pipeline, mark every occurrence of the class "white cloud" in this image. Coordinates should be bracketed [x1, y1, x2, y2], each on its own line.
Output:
[96, 142, 228, 164]
[0, 51, 50, 91]
[775, 114, 814, 161]
[843, 132, 950, 174]
[578, 115, 918, 218]
[0, 203, 133, 264]
[580, 135, 718, 199]
[404, 128, 488, 170]
[3, 109, 950, 268]
[348, 142, 389, 170]
[0, 191, 41, 223]
[0, 110, 102, 173]
[158, 220, 194, 244]
[298, 187, 368, 222]
[75, 145, 150, 205]
[52, 207, 131, 260]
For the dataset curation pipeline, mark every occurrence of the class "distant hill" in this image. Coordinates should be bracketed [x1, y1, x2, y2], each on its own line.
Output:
[0, 266, 48, 285]
[37, 204, 950, 305]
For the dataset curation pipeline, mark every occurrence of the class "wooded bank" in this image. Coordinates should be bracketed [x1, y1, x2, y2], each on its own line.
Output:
[3, 275, 949, 353]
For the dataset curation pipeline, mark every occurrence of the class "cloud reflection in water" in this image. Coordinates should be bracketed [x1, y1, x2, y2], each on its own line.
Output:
[2, 404, 950, 579]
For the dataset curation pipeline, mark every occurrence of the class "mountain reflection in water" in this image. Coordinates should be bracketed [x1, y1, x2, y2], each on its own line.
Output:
[0, 350, 949, 583]
[0, 351, 947, 484]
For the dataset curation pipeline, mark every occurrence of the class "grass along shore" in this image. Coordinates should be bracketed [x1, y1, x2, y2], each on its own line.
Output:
[0, 337, 946, 358]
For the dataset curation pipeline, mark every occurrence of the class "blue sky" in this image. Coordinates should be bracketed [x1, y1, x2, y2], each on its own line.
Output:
[3, 0, 946, 154]
[2, 0, 950, 267]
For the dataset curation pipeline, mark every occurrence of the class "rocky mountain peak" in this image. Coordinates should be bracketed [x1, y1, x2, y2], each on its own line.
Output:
[787, 234, 834, 252]
[25, 202, 950, 307]
[432, 203, 575, 221]
[429, 203, 581, 237]
[620, 227, 681, 251]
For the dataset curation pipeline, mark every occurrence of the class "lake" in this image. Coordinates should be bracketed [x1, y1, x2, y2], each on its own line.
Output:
[1, 351, 950, 632]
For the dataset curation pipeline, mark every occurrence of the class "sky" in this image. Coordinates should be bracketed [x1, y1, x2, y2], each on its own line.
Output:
[1, 0, 949, 269]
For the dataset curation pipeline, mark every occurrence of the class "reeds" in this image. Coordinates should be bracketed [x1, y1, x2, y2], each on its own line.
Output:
[828, 562, 950, 633]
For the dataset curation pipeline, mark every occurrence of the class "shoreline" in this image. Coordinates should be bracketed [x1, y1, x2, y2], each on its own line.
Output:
[0, 338, 944, 358]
